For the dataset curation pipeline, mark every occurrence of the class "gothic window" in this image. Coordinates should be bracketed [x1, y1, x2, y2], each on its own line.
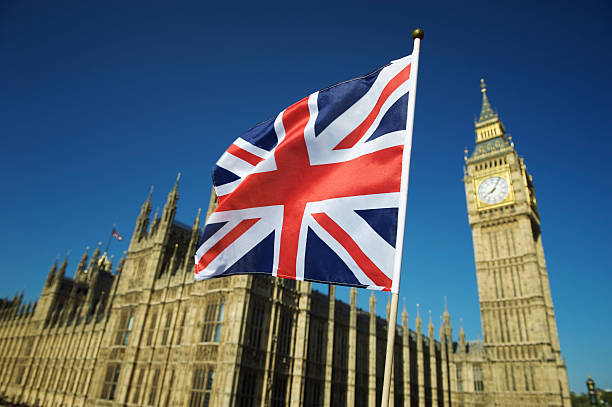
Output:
[200, 298, 225, 343]
[277, 311, 292, 356]
[271, 374, 288, 407]
[164, 369, 175, 407]
[146, 312, 158, 346]
[524, 366, 530, 391]
[114, 309, 134, 346]
[530, 366, 536, 391]
[14, 365, 25, 385]
[245, 303, 264, 349]
[131, 367, 145, 404]
[23, 338, 33, 356]
[81, 369, 90, 394]
[161, 310, 173, 345]
[189, 367, 214, 407]
[100, 364, 121, 400]
[176, 310, 187, 345]
[58, 368, 67, 391]
[237, 368, 258, 407]
[70, 369, 79, 393]
[314, 320, 325, 363]
[504, 365, 510, 390]
[147, 368, 161, 406]
[473, 364, 484, 392]
[33, 367, 42, 389]
[456, 365, 463, 391]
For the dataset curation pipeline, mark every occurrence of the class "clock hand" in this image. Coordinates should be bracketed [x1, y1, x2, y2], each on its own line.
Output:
[486, 179, 502, 196]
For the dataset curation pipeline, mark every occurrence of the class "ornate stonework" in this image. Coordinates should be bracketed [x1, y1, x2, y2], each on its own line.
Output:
[0, 82, 569, 406]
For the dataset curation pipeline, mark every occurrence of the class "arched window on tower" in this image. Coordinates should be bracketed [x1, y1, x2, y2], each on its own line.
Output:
[114, 309, 134, 346]
[473, 364, 484, 392]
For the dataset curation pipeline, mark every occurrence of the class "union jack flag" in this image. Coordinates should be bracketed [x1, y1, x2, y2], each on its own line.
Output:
[195, 55, 416, 291]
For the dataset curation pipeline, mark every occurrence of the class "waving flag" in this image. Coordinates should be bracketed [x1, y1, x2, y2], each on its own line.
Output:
[112, 228, 123, 241]
[195, 55, 417, 291]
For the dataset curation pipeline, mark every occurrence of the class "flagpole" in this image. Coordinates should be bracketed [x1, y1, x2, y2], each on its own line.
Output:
[380, 28, 423, 407]
[105, 224, 116, 253]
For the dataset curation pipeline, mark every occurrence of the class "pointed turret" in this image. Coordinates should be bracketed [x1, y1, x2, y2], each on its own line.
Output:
[428, 309, 434, 338]
[472, 78, 508, 146]
[76, 246, 89, 276]
[46, 259, 58, 286]
[133, 186, 154, 241]
[477, 78, 498, 123]
[193, 207, 201, 236]
[56, 253, 68, 282]
[164, 173, 180, 222]
[458, 318, 467, 353]
[442, 297, 452, 340]
[186, 208, 202, 268]
[150, 207, 160, 236]
[443, 296, 450, 326]
[115, 251, 127, 275]
[88, 242, 102, 274]
[156, 174, 181, 243]
[18, 303, 26, 319]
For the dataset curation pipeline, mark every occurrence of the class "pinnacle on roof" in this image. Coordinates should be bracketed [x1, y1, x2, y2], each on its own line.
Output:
[477, 78, 498, 123]
[57, 253, 69, 280]
[77, 246, 89, 274]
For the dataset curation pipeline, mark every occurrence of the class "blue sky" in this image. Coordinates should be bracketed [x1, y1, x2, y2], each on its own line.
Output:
[1, 0, 610, 393]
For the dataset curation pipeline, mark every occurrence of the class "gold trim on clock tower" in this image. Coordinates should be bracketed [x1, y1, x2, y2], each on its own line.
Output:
[463, 79, 571, 407]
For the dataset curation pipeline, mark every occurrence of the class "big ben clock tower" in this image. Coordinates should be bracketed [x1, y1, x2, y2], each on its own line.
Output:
[463, 80, 571, 406]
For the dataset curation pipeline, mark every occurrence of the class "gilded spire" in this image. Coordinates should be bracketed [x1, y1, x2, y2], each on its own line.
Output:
[478, 78, 498, 123]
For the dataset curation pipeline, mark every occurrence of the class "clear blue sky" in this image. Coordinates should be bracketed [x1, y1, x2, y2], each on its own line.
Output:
[1, 0, 610, 393]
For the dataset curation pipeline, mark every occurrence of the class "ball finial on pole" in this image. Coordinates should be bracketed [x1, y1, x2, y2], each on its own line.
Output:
[412, 28, 424, 40]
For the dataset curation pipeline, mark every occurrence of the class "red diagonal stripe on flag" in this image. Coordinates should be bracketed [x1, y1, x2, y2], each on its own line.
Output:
[333, 63, 411, 151]
[312, 212, 392, 290]
[195, 218, 261, 273]
[227, 144, 265, 167]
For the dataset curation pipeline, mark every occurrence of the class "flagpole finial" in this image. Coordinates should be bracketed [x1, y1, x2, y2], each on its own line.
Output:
[412, 28, 424, 40]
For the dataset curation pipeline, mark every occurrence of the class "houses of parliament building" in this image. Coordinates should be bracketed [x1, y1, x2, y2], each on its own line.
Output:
[0, 82, 570, 407]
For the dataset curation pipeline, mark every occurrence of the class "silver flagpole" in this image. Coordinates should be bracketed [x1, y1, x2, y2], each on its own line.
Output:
[380, 28, 423, 407]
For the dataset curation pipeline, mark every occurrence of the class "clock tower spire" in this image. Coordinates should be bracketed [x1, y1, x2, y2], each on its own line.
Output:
[463, 80, 570, 406]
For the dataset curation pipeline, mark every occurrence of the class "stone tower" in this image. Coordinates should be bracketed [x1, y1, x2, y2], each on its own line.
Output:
[463, 79, 570, 406]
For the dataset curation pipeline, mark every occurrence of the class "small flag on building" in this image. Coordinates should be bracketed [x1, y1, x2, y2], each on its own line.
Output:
[112, 228, 123, 241]
[195, 51, 420, 293]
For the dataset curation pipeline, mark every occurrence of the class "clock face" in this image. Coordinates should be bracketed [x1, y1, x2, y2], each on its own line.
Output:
[478, 176, 509, 205]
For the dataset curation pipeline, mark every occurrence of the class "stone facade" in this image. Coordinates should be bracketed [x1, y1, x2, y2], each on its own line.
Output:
[0, 82, 569, 407]
[459, 79, 571, 407]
